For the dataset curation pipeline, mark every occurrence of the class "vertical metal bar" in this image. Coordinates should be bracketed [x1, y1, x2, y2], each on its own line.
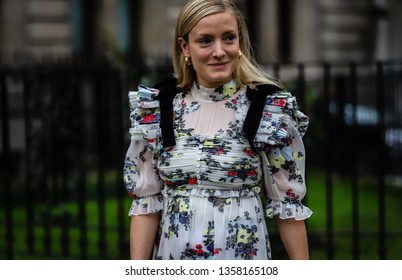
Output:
[376, 62, 386, 259]
[60, 168, 70, 258]
[115, 70, 128, 259]
[349, 62, 360, 259]
[323, 63, 334, 259]
[77, 69, 88, 260]
[42, 68, 52, 258]
[1, 68, 14, 259]
[96, 69, 106, 259]
[23, 69, 35, 254]
[59, 67, 70, 258]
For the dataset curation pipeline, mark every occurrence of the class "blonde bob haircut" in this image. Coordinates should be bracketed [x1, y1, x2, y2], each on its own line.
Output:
[173, 0, 279, 91]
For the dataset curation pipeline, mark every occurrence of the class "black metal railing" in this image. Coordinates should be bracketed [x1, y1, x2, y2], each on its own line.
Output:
[1, 60, 401, 260]
[1, 62, 131, 260]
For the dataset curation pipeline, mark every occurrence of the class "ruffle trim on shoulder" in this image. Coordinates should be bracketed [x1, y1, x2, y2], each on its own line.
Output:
[129, 86, 160, 123]
[265, 199, 313, 220]
[283, 95, 309, 138]
[251, 92, 309, 150]
[128, 193, 164, 216]
[292, 106, 309, 137]
[252, 92, 293, 148]
[128, 85, 162, 149]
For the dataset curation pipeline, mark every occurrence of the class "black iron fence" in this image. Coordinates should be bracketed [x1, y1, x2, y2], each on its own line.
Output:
[1, 60, 401, 260]
[274, 61, 402, 260]
[0, 62, 130, 260]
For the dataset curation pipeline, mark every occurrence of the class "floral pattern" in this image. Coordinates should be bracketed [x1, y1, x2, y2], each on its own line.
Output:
[123, 80, 312, 260]
[225, 212, 267, 260]
[179, 222, 222, 260]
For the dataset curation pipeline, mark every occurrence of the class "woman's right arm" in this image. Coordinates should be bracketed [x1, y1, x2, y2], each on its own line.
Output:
[124, 142, 163, 260]
[130, 212, 161, 260]
[124, 88, 164, 259]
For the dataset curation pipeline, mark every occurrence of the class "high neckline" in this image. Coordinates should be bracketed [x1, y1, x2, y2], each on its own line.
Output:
[190, 80, 240, 103]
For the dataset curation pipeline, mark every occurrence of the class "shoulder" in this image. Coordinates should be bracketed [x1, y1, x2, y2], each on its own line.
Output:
[245, 83, 303, 116]
[129, 77, 182, 115]
[153, 77, 181, 101]
[129, 85, 160, 110]
[128, 78, 184, 146]
[258, 89, 309, 138]
[128, 85, 161, 144]
[244, 83, 301, 121]
[245, 84, 309, 141]
[246, 84, 283, 103]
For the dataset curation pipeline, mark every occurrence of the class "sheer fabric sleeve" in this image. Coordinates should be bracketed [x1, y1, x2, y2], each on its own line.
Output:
[254, 92, 313, 220]
[123, 87, 164, 216]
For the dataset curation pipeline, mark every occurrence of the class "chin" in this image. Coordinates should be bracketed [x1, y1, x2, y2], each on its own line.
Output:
[209, 74, 232, 85]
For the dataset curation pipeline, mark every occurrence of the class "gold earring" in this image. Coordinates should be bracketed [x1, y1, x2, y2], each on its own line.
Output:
[184, 56, 192, 65]
[238, 50, 243, 58]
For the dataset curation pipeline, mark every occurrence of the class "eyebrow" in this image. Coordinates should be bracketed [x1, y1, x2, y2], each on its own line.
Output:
[196, 30, 237, 37]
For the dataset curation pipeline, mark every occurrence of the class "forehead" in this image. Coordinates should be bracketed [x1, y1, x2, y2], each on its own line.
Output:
[190, 11, 238, 36]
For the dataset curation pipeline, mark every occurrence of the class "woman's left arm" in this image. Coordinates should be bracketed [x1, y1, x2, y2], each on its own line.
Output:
[256, 92, 312, 259]
[274, 216, 309, 260]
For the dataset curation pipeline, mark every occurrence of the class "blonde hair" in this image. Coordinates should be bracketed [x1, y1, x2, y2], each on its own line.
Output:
[172, 0, 279, 90]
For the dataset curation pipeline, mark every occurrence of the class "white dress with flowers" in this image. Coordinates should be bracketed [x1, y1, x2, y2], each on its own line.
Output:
[123, 80, 312, 260]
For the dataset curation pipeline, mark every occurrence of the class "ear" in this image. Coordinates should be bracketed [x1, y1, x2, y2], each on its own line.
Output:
[178, 37, 190, 57]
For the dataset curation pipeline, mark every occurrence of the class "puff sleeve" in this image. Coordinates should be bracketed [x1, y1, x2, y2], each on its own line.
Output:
[254, 92, 313, 220]
[123, 86, 164, 216]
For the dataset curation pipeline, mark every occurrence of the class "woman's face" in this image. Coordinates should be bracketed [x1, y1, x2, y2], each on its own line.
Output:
[179, 11, 240, 88]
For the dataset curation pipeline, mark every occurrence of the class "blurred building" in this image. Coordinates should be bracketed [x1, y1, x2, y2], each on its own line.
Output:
[0, 0, 401, 66]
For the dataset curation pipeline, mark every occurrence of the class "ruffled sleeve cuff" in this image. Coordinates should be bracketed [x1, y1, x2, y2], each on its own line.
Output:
[128, 193, 164, 216]
[265, 199, 313, 220]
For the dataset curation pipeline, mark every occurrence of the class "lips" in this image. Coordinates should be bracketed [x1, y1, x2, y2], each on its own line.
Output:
[209, 62, 229, 69]
[209, 62, 229, 66]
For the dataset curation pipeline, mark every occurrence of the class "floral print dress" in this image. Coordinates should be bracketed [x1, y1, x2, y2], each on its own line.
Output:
[123, 80, 312, 260]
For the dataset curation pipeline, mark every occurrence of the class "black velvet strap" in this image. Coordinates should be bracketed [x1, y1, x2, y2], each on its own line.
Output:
[243, 84, 281, 151]
[154, 77, 180, 148]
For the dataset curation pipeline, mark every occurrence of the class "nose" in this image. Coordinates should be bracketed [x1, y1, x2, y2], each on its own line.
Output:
[212, 41, 225, 58]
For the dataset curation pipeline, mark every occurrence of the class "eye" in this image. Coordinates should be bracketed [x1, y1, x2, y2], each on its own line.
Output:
[224, 34, 237, 43]
[199, 37, 212, 45]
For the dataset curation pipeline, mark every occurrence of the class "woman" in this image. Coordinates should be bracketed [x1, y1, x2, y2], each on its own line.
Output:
[123, 0, 312, 260]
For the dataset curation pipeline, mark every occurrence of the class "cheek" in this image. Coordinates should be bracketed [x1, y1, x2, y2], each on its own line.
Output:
[228, 48, 239, 64]
[230, 60, 239, 73]
[227, 46, 240, 58]
[229, 47, 240, 65]
[191, 49, 210, 62]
